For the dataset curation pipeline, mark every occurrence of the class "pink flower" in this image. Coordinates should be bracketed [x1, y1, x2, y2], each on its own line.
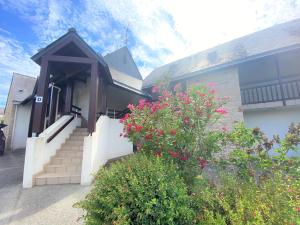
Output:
[152, 85, 159, 93]
[198, 158, 207, 169]
[127, 123, 133, 132]
[222, 126, 228, 132]
[207, 82, 216, 87]
[137, 99, 146, 110]
[209, 89, 216, 94]
[168, 149, 179, 158]
[170, 129, 177, 136]
[127, 104, 135, 111]
[119, 113, 130, 123]
[157, 130, 164, 136]
[296, 207, 300, 212]
[134, 125, 143, 132]
[180, 155, 189, 161]
[145, 133, 153, 140]
[183, 117, 190, 125]
[215, 107, 228, 115]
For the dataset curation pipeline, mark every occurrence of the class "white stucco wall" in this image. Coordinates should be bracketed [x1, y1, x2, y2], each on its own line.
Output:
[11, 104, 32, 150]
[23, 116, 81, 188]
[81, 116, 133, 185]
[244, 106, 300, 156]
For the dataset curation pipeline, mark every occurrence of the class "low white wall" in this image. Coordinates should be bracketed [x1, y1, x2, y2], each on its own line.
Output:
[23, 116, 81, 188]
[81, 116, 133, 185]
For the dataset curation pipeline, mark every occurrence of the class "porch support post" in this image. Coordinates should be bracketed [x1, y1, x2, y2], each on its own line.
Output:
[274, 55, 286, 106]
[63, 81, 73, 114]
[49, 85, 59, 125]
[32, 58, 50, 136]
[99, 77, 107, 114]
[87, 62, 99, 134]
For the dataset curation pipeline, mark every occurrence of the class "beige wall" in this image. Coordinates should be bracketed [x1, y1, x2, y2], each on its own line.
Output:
[3, 101, 16, 150]
[12, 104, 32, 150]
[187, 67, 244, 129]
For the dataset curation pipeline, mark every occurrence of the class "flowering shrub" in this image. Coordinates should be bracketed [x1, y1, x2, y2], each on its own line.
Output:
[75, 154, 194, 225]
[121, 83, 228, 184]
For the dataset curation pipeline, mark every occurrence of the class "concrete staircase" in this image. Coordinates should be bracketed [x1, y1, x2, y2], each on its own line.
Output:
[34, 127, 88, 186]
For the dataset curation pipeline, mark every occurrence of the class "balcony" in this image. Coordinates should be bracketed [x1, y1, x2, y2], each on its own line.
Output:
[240, 78, 300, 105]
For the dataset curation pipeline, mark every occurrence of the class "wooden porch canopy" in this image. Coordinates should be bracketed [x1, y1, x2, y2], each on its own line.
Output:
[30, 28, 113, 135]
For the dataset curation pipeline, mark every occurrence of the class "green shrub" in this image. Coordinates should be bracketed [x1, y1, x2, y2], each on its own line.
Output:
[191, 173, 300, 225]
[75, 154, 194, 225]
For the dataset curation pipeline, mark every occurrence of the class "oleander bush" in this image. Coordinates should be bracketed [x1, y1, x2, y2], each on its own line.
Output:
[75, 154, 194, 225]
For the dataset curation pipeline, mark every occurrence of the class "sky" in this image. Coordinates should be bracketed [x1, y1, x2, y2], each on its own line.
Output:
[0, 0, 300, 108]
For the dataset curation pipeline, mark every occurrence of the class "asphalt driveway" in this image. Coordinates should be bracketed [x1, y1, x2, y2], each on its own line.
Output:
[0, 149, 90, 225]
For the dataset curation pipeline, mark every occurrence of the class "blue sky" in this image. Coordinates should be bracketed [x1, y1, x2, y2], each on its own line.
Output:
[0, 0, 300, 108]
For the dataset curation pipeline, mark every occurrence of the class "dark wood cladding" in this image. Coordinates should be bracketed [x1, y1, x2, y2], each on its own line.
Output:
[47, 116, 74, 143]
[45, 55, 94, 64]
[87, 63, 99, 134]
[99, 77, 107, 114]
[32, 58, 50, 135]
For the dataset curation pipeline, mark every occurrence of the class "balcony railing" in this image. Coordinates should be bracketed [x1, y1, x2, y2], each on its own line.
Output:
[240, 78, 300, 105]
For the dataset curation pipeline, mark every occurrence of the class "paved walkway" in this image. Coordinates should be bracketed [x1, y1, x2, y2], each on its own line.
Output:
[0, 150, 91, 225]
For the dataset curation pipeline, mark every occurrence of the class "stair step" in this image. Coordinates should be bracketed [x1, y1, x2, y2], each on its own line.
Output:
[56, 150, 83, 157]
[33, 127, 87, 186]
[51, 156, 82, 164]
[35, 173, 81, 185]
[45, 164, 82, 173]
[61, 144, 83, 150]
[67, 136, 85, 141]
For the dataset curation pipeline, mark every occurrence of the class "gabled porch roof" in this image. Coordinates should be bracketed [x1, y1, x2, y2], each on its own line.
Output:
[31, 28, 113, 84]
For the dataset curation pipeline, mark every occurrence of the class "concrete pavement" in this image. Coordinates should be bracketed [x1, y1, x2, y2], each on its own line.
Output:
[0, 150, 91, 225]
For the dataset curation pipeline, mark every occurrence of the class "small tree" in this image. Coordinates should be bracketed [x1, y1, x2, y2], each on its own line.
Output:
[120, 82, 229, 184]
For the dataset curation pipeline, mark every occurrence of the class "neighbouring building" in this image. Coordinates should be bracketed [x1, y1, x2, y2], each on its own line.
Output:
[144, 18, 300, 156]
[0, 108, 4, 122]
[3, 73, 36, 151]
[3, 19, 299, 188]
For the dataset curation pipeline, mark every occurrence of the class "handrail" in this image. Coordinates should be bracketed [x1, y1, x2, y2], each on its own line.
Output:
[71, 105, 81, 118]
[71, 105, 81, 110]
[241, 78, 300, 105]
[97, 108, 130, 119]
[46, 116, 74, 143]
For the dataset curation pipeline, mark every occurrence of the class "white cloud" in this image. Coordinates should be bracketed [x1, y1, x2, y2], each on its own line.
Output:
[1, 0, 300, 82]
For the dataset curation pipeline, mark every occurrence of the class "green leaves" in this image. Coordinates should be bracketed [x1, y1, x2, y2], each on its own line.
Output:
[75, 154, 194, 225]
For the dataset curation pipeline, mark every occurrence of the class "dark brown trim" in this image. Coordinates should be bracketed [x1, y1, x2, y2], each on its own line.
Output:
[87, 62, 99, 133]
[28, 99, 35, 137]
[32, 58, 50, 135]
[99, 77, 107, 114]
[47, 116, 74, 143]
[45, 55, 94, 64]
